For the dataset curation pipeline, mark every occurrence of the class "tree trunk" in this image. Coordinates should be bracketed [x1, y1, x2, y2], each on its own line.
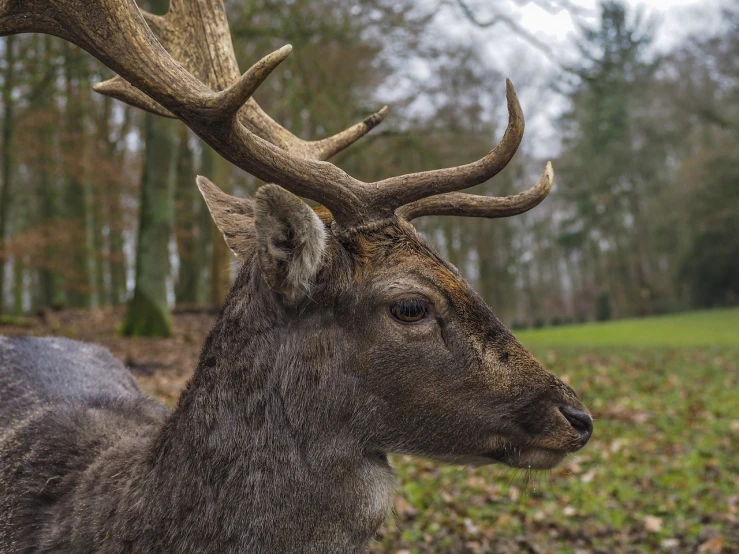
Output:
[0, 36, 17, 314]
[61, 43, 94, 308]
[174, 126, 201, 306]
[201, 146, 233, 307]
[35, 37, 65, 310]
[90, 181, 107, 308]
[100, 98, 130, 306]
[121, 112, 176, 337]
[12, 253, 24, 315]
[195, 140, 212, 306]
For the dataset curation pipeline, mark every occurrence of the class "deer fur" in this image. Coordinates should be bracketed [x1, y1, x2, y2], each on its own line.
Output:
[254, 184, 328, 300]
[0, 185, 591, 554]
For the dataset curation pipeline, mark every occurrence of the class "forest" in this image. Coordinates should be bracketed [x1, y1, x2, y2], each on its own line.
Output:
[0, 0, 737, 335]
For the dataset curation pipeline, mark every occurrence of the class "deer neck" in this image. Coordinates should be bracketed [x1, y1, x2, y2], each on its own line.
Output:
[148, 262, 395, 553]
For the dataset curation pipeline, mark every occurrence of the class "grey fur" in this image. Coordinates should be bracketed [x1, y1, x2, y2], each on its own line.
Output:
[0, 270, 392, 554]
[197, 175, 257, 258]
[254, 185, 327, 300]
[0, 336, 139, 421]
[0, 189, 590, 553]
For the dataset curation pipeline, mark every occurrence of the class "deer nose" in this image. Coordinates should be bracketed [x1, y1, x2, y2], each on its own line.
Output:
[559, 406, 593, 446]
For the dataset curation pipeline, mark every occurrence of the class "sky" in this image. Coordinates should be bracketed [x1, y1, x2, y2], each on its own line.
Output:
[517, 0, 727, 52]
[437, 0, 729, 67]
[420, 0, 731, 156]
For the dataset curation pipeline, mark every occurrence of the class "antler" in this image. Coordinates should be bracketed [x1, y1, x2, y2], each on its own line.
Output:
[0, 0, 552, 230]
[397, 162, 554, 221]
[92, 0, 388, 161]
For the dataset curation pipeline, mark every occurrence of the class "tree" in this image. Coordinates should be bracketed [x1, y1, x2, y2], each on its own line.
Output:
[61, 42, 95, 308]
[0, 36, 16, 314]
[120, 111, 177, 336]
[119, 0, 177, 336]
[680, 154, 739, 307]
[34, 36, 65, 310]
[664, 5, 739, 309]
[173, 126, 201, 307]
[556, 1, 665, 319]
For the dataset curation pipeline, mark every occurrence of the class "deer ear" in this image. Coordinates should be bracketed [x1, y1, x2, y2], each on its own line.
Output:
[197, 176, 256, 258]
[254, 184, 327, 300]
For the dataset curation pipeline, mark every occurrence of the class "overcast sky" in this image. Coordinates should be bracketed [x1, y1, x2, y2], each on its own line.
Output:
[518, 0, 727, 51]
[419, 0, 731, 156]
[436, 0, 730, 67]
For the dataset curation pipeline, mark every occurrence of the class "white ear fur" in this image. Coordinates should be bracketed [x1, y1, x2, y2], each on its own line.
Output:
[197, 176, 256, 258]
[254, 184, 327, 300]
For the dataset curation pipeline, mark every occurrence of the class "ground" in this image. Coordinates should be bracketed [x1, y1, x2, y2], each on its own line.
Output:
[1, 307, 737, 553]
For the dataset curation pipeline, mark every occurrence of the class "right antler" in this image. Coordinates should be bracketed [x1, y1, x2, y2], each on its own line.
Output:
[0, 0, 553, 232]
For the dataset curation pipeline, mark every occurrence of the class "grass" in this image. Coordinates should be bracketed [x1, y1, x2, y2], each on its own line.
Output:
[371, 309, 739, 553]
[514, 307, 739, 347]
[5, 308, 735, 552]
[0, 314, 33, 327]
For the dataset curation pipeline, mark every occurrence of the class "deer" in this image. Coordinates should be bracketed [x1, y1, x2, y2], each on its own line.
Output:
[0, 1, 593, 552]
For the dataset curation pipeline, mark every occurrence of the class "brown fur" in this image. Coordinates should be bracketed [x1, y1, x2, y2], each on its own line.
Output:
[0, 184, 592, 554]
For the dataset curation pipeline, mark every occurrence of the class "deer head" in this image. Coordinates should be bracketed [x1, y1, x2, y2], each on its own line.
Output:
[196, 177, 591, 470]
[0, 0, 592, 470]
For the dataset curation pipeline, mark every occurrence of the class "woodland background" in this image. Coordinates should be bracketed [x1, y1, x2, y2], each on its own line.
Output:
[0, 0, 737, 333]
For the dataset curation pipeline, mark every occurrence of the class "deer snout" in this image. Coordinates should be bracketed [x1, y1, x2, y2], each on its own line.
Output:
[558, 405, 593, 447]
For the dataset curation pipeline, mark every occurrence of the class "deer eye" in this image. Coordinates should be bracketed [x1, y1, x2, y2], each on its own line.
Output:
[390, 299, 429, 323]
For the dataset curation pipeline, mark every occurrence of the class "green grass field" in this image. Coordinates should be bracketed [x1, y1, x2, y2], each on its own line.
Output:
[515, 307, 739, 347]
[373, 309, 739, 553]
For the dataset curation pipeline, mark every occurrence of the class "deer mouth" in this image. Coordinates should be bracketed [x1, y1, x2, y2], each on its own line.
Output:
[482, 446, 570, 470]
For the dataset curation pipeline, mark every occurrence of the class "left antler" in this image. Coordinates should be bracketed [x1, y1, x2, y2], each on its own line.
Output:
[0, 0, 552, 231]
[92, 0, 388, 161]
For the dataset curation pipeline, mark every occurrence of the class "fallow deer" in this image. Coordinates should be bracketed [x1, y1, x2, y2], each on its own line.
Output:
[0, 1, 593, 552]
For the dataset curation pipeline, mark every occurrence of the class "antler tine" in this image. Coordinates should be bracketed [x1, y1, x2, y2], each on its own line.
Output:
[91, 0, 388, 162]
[96, 76, 389, 161]
[371, 79, 525, 213]
[217, 45, 295, 120]
[308, 106, 389, 161]
[93, 78, 174, 118]
[397, 162, 554, 221]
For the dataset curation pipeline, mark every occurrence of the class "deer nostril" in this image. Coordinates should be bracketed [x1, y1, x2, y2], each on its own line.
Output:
[559, 406, 593, 446]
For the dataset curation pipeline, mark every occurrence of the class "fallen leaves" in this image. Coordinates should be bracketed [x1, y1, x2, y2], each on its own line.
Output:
[3, 312, 738, 553]
[643, 515, 663, 533]
[698, 536, 725, 553]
